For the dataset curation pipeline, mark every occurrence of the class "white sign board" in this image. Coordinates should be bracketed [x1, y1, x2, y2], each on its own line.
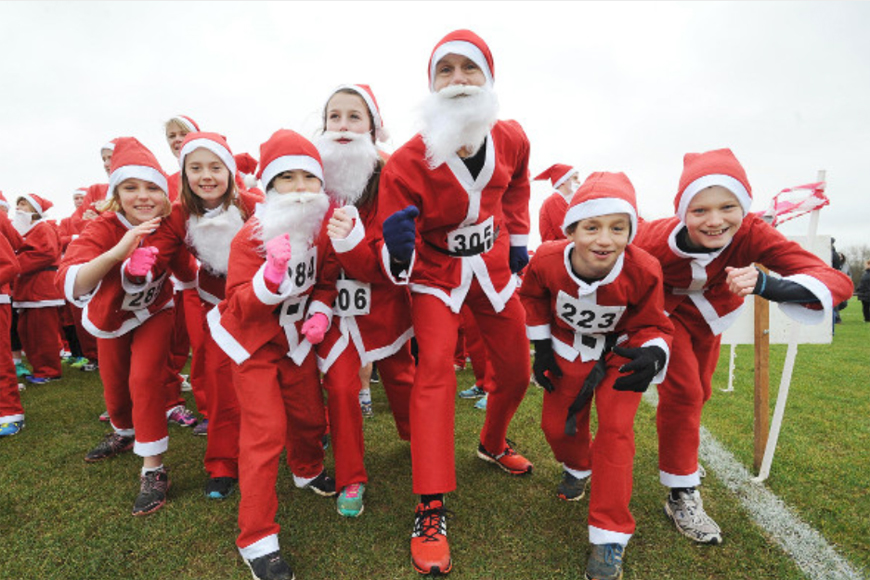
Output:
[720, 235, 833, 346]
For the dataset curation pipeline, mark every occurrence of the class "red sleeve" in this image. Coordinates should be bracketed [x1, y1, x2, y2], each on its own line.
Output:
[16, 223, 61, 274]
[500, 120, 531, 245]
[0, 234, 20, 287]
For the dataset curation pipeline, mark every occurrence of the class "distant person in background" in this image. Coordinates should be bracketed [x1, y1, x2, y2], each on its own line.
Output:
[535, 163, 580, 243]
[856, 259, 870, 322]
[0, 230, 23, 437]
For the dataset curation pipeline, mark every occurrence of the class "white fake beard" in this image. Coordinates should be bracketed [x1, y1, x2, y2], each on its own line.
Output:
[12, 210, 34, 235]
[186, 204, 245, 276]
[254, 190, 330, 257]
[420, 84, 499, 168]
[315, 131, 379, 206]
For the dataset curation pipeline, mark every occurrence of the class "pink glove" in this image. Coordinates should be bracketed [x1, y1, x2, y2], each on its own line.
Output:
[264, 234, 292, 285]
[125, 246, 159, 277]
[301, 313, 329, 345]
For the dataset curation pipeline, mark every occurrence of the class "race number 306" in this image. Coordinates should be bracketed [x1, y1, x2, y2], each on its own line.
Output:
[555, 291, 625, 333]
[447, 216, 495, 255]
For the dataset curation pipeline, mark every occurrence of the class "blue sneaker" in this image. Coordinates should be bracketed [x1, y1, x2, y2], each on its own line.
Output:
[585, 543, 624, 580]
[205, 476, 236, 499]
[474, 394, 488, 410]
[459, 385, 486, 399]
[0, 420, 25, 437]
[26, 375, 59, 385]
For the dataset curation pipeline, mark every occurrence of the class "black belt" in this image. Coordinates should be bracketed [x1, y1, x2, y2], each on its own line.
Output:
[423, 226, 500, 258]
[39, 266, 59, 272]
[564, 334, 617, 436]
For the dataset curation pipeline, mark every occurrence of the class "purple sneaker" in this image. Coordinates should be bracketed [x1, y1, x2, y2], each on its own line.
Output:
[167, 406, 198, 428]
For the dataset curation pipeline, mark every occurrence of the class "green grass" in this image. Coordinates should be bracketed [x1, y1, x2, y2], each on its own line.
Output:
[1, 301, 867, 579]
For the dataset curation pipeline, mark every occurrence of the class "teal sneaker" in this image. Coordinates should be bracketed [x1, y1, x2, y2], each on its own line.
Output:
[459, 385, 485, 399]
[15, 362, 31, 378]
[585, 543, 624, 580]
[474, 394, 488, 410]
[0, 421, 25, 437]
[70, 357, 89, 369]
[336, 482, 365, 517]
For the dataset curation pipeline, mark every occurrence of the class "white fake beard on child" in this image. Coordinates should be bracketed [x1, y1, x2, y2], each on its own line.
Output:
[12, 210, 34, 235]
[186, 204, 244, 276]
[315, 131, 379, 206]
[419, 84, 499, 169]
[254, 190, 331, 257]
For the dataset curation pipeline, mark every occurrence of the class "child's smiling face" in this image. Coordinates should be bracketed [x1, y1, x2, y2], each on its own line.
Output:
[684, 186, 744, 250]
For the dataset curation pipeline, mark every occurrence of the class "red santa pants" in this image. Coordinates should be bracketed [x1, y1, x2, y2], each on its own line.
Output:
[98, 308, 173, 456]
[656, 307, 720, 483]
[182, 291, 208, 415]
[202, 306, 240, 479]
[70, 303, 98, 361]
[18, 306, 62, 379]
[233, 342, 326, 550]
[0, 304, 24, 422]
[461, 305, 495, 391]
[542, 355, 642, 539]
[410, 284, 530, 495]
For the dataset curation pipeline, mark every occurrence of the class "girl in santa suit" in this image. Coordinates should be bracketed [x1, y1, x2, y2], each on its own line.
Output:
[12, 193, 65, 384]
[314, 84, 414, 518]
[58, 137, 196, 516]
[633, 148, 854, 546]
[0, 231, 23, 437]
[206, 129, 341, 580]
[148, 131, 263, 500]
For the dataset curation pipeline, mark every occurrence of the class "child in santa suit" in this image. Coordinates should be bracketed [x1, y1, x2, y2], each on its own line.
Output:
[58, 137, 195, 516]
[313, 83, 414, 518]
[13, 193, 65, 384]
[378, 29, 534, 575]
[520, 172, 673, 580]
[634, 148, 854, 545]
[207, 129, 340, 580]
[535, 164, 580, 243]
[0, 231, 23, 437]
[148, 131, 263, 500]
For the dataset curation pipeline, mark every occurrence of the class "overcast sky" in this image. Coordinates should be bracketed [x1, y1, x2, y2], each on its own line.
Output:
[1, 1, 868, 251]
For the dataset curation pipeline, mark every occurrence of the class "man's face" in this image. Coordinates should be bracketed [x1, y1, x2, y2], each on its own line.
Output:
[73, 193, 85, 208]
[432, 54, 486, 93]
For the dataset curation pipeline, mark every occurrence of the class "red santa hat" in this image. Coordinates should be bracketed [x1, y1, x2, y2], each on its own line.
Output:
[73, 187, 87, 198]
[167, 115, 201, 133]
[326, 84, 390, 143]
[178, 132, 237, 176]
[562, 172, 638, 243]
[234, 152, 258, 176]
[675, 148, 752, 223]
[101, 138, 120, 152]
[257, 129, 324, 190]
[107, 137, 169, 196]
[534, 164, 577, 190]
[0, 191, 8, 211]
[17, 193, 53, 218]
[428, 29, 494, 91]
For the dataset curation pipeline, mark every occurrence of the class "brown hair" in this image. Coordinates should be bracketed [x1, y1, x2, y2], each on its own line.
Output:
[179, 161, 240, 218]
[322, 88, 377, 144]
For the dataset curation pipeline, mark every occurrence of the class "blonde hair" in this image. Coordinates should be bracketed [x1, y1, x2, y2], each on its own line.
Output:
[99, 180, 172, 219]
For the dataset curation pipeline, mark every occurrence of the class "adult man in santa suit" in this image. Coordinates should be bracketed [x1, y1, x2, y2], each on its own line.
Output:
[378, 29, 533, 575]
[0, 231, 23, 437]
[535, 163, 580, 243]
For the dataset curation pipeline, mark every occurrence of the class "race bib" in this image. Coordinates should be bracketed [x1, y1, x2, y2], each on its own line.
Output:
[446, 216, 495, 256]
[555, 291, 625, 335]
[285, 246, 317, 295]
[335, 279, 371, 317]
[121, 275, 166, 312]
[278, 295, 308, 328]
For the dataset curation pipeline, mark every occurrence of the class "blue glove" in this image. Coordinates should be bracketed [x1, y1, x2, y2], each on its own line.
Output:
[509, 245, 529, 274]
[383, 205, 419, 263]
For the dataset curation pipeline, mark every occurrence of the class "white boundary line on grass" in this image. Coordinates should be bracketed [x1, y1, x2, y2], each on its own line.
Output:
[643, 391, 866, 580]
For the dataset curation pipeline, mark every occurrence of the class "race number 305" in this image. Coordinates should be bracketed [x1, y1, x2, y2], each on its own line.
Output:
[447, 216, 495, 255]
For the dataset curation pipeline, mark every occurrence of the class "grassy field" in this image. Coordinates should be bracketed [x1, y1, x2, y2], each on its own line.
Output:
[1, 299, 867, 579]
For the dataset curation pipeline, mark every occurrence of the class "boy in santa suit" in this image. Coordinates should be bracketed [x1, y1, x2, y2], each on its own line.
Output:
[0, 231, 23, 436]
[58, 137, 196, 515]
[520, 172, 673, 580]
[536, 163, 580, 243]
[314, 83, 414, 518]
[377, 29, 534, 575]
[207, 129, 340, 580]
[13, 193, 65, 384]
[634, 148, 854, 545]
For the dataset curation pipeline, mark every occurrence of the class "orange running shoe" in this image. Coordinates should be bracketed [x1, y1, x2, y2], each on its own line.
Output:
[477, 440, 533, 475]
[410, 500, 452, 575]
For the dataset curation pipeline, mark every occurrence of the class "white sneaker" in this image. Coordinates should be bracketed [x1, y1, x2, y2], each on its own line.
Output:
[664, 488, 722, 544]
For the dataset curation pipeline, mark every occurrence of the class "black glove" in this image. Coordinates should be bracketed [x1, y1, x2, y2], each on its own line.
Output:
[612, 345, 666, 393]
[509, 246, 529, 274]
[532, 339, 562, 393]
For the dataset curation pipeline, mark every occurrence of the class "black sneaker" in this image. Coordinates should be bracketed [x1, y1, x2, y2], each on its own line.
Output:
[205, 476, 237, 500]
[557, 470, 588, 502]
[304, 470, 336, 497]
[84, 432, 134, 463]
[132, 467, 170, 516]
[245, 551, 295, 580]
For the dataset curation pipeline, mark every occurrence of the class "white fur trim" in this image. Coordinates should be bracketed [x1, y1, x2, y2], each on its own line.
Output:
[120, 259, 154, 294]
[260, 155, 323, 190]
[678, 174, 751, 222]
[776, 273, 832, 326]
[429, 40, 493, 90]
[553, 168, 577, 190]
[642, 336, 671, 384]
[179, 138, 237, 175]
[12, 299, 64, 308]
[0, 295, 10, 304]
[0, 412, 24, 423]
[526, 324, 552, 340]
[380, 243, 413, 285]
[660, 469, 701, 488]
[252, 264, 289, 305]
[206, 306, 251, 365]
[108, 165, 168, 197]
[19, 194, 45, 216]
[133, 435, 168, 457]
[589, 526, 631, 547]
[238, 534, 280, 561]
[330, 206, 365, 253]
[562, 198, 638, 243]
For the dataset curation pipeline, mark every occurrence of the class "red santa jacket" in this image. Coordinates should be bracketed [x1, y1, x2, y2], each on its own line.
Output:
[207, 214, 341, 367]
[68, 183, 109, 234]
[634, 214, 854, 335]
[520, 241, 673, 375]
[0, 212, 24, 251]
[0, 233, 20, 304]
[58, 209, 194, 338]
[316, 199, 414, 373]
[13, 220, 64, 307]
[538, 191, 570, 243]
[377, 120, 531, 313]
